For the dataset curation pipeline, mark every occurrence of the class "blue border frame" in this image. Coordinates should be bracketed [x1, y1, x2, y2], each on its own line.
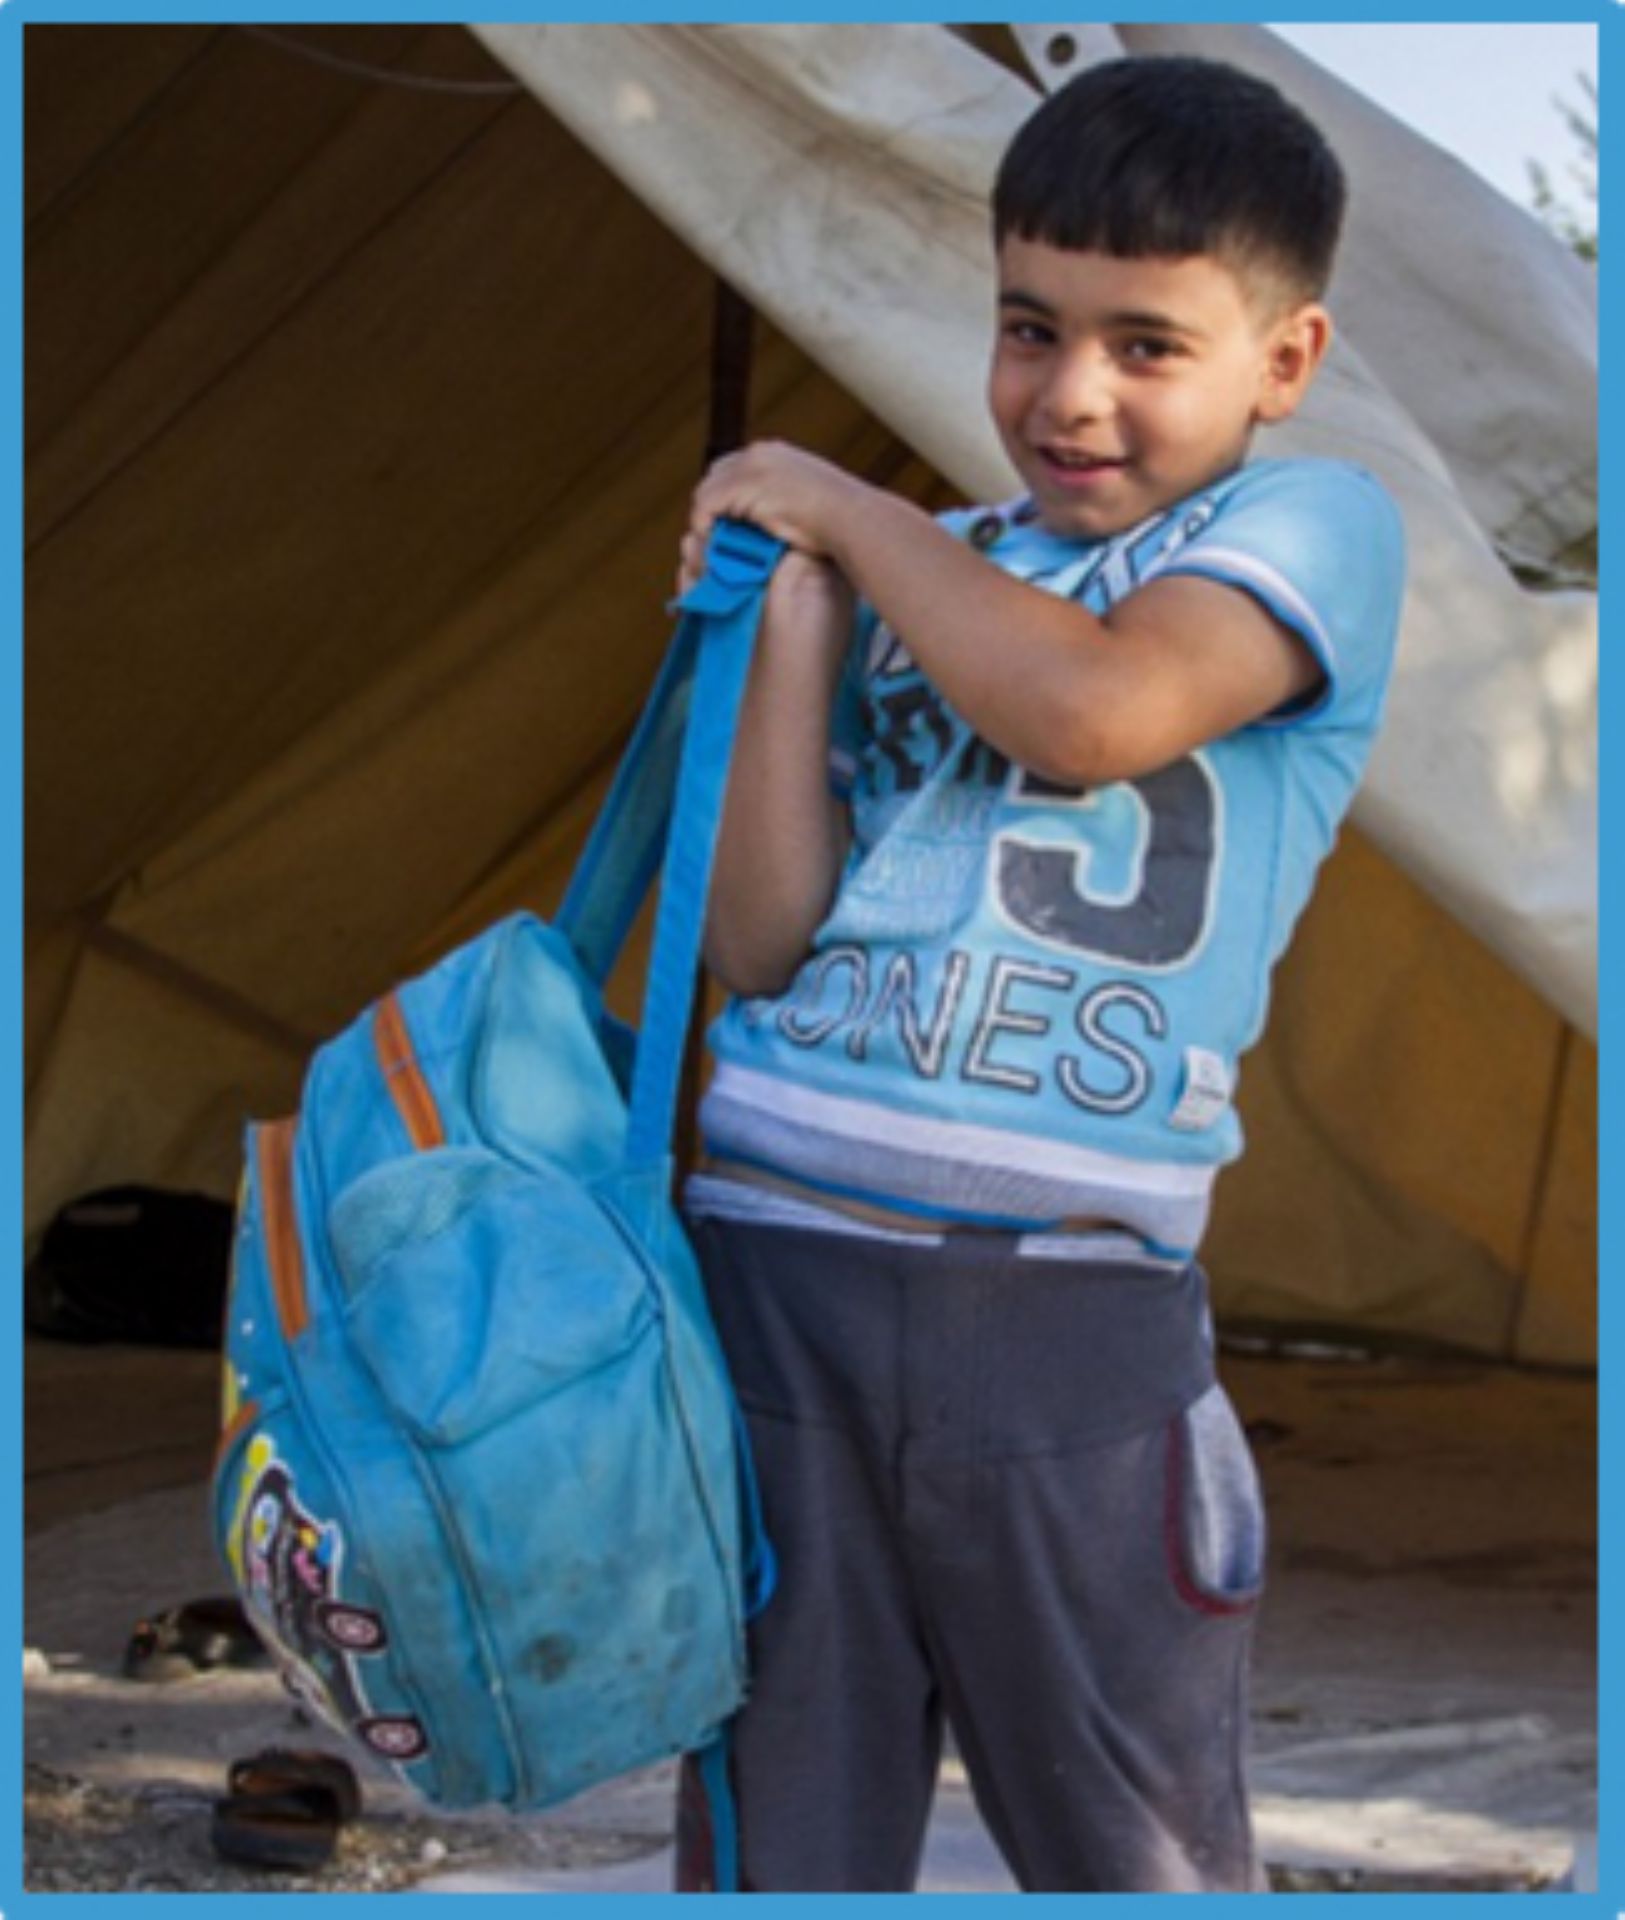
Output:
[4, 5, 1607, 1916]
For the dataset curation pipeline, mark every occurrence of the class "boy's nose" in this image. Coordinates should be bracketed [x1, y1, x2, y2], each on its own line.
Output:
[1039, 350, 1115, 427]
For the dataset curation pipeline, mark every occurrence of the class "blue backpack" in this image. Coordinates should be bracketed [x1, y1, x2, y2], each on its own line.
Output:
[213, 524, 782, 1848]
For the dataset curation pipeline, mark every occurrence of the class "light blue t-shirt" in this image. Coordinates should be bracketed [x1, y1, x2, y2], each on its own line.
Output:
[700, 457, 1407, 1257]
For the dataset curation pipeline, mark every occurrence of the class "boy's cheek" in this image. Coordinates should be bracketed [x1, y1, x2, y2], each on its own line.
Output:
[986, 357, 1028, 423]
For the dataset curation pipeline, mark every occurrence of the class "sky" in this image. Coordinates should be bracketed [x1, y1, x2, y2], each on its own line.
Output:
[1269, 22, 1597, 213]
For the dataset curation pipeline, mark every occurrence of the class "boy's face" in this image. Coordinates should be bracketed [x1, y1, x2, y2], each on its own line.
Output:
[988, 237, 1330, 540]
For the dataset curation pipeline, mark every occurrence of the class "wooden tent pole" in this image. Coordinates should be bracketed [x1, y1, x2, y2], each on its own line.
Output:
[1505, 1022, 1578, 1360]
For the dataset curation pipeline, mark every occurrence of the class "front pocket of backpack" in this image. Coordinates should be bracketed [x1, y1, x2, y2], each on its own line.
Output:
[331, 1147, 741, 1804]
[330, 1148, 654, 1447]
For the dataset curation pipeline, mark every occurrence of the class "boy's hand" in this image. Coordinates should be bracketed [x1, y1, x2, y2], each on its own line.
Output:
[678, 441, 865, 592]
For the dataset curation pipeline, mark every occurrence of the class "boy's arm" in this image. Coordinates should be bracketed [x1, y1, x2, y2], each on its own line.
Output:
[681, 443, 1321, 787]
[701, 550, 855, 998]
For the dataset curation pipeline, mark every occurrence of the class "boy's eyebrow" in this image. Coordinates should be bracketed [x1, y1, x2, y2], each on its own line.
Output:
[997, 289, 1208, 340]
[1106, 309, 1207, 339]
[998, 288, 1060, 318]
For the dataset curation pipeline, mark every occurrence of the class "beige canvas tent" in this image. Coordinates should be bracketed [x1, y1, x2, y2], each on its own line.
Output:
[25, 21, 1595, 1366]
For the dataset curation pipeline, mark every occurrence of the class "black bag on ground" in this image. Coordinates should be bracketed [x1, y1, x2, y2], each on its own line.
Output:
[24, 1185, 233, 1348]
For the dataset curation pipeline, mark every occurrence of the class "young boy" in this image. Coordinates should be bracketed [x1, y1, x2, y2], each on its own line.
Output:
[673, 54, 1405, 1893]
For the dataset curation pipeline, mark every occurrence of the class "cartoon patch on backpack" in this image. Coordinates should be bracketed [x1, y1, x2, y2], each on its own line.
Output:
[224, 1434, 429, 1763]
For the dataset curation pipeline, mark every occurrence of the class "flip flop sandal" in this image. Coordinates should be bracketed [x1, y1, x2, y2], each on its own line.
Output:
[210, 1784, 344, 1873]
[227, 1748, 363, 1826]
[122, 1596, 266, 1681]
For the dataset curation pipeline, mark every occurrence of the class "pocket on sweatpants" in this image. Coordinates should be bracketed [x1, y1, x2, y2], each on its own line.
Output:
[1163, 1384, 1266, 1614]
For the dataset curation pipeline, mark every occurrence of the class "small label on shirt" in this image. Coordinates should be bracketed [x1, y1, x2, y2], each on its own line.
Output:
[1168, 1048, 1231, 1132]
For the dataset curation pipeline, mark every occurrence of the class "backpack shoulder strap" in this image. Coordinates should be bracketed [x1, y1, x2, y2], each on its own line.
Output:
[554, 520, 786, 1164]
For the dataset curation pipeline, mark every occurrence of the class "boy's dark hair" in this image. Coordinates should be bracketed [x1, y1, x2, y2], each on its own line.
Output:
[993, 56, 1346, 309]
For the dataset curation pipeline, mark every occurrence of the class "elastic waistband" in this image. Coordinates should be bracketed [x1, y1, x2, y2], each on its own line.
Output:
[684, 1173, 1187, 1270]
[699, 1064, 1211, 1259]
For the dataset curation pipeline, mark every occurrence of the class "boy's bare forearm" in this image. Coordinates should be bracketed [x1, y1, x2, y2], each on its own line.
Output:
[703, 560, 854, 998]
[827, 492, 1319, 781]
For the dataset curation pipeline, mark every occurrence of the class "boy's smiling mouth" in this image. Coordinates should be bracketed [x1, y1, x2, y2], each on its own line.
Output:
[1037, 445, 1128, 484]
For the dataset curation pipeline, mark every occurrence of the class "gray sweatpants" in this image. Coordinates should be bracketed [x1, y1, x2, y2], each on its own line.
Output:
[675, 1211, 1268, 1894]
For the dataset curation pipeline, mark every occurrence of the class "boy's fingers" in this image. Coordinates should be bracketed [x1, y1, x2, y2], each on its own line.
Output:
[676, 517, 722, 593]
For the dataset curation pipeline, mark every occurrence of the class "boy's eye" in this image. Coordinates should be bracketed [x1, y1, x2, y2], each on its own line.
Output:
[1002, 318, 1055, 348]
[1121, 336, 1183, 364]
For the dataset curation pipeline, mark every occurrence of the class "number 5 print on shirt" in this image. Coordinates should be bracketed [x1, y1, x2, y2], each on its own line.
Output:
[993, 756, 1222, 971]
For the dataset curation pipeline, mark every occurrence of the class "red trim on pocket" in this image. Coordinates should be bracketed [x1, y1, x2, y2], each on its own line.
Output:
[1162, 1418, 1258, 1618]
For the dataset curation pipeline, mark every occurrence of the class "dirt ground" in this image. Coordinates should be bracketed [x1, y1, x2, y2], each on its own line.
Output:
[21, 1762, 1563, 1895]
[22, 1762, 571, 1895]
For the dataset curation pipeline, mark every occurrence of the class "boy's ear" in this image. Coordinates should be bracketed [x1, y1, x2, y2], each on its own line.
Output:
[1254, 303, 1333, 424]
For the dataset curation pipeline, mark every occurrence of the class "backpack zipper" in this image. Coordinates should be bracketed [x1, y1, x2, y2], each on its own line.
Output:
[256, 1119, 309, 1341]
[373, 992, 446, 1150]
